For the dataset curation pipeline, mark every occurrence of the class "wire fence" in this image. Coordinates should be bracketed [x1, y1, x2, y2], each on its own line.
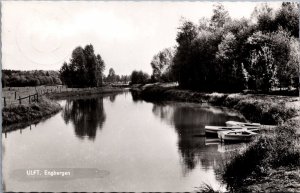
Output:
[1, 85, 92, 107]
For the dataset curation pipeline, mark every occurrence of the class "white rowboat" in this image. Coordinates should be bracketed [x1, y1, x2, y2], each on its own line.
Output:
[226, 121, 261, 127]
[205, 125, 259, 136]
[218, 129, 257, 142]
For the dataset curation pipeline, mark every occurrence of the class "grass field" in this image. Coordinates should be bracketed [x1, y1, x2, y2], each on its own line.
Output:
[1, 85, 105, 107]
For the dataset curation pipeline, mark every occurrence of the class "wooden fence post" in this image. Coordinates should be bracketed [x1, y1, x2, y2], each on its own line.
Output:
[19, 96, 21, 105]
[3, 97, 6, 107]
[15, 91, 17, 99]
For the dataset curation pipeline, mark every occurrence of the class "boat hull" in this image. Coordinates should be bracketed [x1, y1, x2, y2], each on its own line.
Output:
[219, 134, 255, 142]
[205, 126, 258, 136]
[205, 126, 233, 137]
[226, 121, 260, 127]
[218, 130, 257, 143]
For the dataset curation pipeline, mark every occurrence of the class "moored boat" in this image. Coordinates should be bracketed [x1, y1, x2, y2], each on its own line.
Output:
[205, 126, 252, 136]
[218, 129, 257, 143]
[205, 125, 259, 136]
[226, 121, 261, 127]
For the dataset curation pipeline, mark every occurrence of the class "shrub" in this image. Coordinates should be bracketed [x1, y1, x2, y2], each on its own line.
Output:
[223, 123, 300, 190]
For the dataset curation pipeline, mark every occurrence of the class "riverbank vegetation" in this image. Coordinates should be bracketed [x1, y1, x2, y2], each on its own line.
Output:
[148, 3, 299, 93]
[2, 97, 61, 128]
[130, 70, 150, 85]
[133, 84, 298, 124]
[222, 119, 300, 192]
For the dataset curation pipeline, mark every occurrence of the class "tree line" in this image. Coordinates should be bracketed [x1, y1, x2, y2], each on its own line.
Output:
[2, 44, 131, 87]
[149, 2, 299, 92]
[2, 70, 62, 87]
[104, 68, 149, 85]
[104, 68, 130, 84]
[60, 44, 132, 87]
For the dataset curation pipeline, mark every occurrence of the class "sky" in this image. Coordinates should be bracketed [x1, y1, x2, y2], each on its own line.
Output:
[2, 1, 282, 75]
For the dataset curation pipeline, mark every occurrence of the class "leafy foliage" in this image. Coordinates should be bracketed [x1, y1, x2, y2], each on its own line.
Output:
[103, 68, 130, 84]
[59, 44, 105, 88]
[130, 70, 150, 85]
[2, 70, 62, 87]
[165, 2, 299, 92]
[150, 47, 174, 82]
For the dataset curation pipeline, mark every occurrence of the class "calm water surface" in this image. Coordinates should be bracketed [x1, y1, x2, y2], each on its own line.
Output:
[2, 91, 246, 192]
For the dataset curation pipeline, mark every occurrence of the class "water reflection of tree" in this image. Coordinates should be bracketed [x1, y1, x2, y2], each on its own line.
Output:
[130, 90, 143, 103]
[152, 104, 243, 173]
[109, 93, 117, 103]
[62, 97, 106, 140]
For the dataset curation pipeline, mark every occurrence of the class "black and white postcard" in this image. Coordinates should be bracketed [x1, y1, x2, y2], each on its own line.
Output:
[1, 1, 300, 192]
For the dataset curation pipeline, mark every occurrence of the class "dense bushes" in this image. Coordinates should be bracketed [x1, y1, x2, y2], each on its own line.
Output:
[130, 70, 150, 85]
[2, 70, 62, 87]
[59, 44, 105, 88]
[154, 3, 299, 92]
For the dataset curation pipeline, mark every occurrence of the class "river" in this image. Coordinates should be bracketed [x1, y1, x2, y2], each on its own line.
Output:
[2, 91, 247, 192]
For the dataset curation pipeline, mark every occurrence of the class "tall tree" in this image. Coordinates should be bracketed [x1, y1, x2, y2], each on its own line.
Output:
[288, 37, 300, 88]
[96, 54, 105, 86]
[216, 32, 247, 91]
[151, 48, 174, 82]
[247, 32, 278, 91]
[173, 19, 198, 88]
[106, 68, 116, 83]
[210, 3, 231, 29]
[274, 2, 299, 37]
[252, 3, 276, 32]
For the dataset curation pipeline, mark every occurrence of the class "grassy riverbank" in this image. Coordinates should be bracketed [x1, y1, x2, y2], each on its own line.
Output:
[2, 97, 61, 130]
[132, 83, 300, 192]
[2, 86, 126, 131]
[47, 86, 125, 99]
[133, 84, 299, 125]
[222, 119, 300, 192]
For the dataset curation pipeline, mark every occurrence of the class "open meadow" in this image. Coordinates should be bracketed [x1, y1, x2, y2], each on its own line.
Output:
[1, 85, 108, 107]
